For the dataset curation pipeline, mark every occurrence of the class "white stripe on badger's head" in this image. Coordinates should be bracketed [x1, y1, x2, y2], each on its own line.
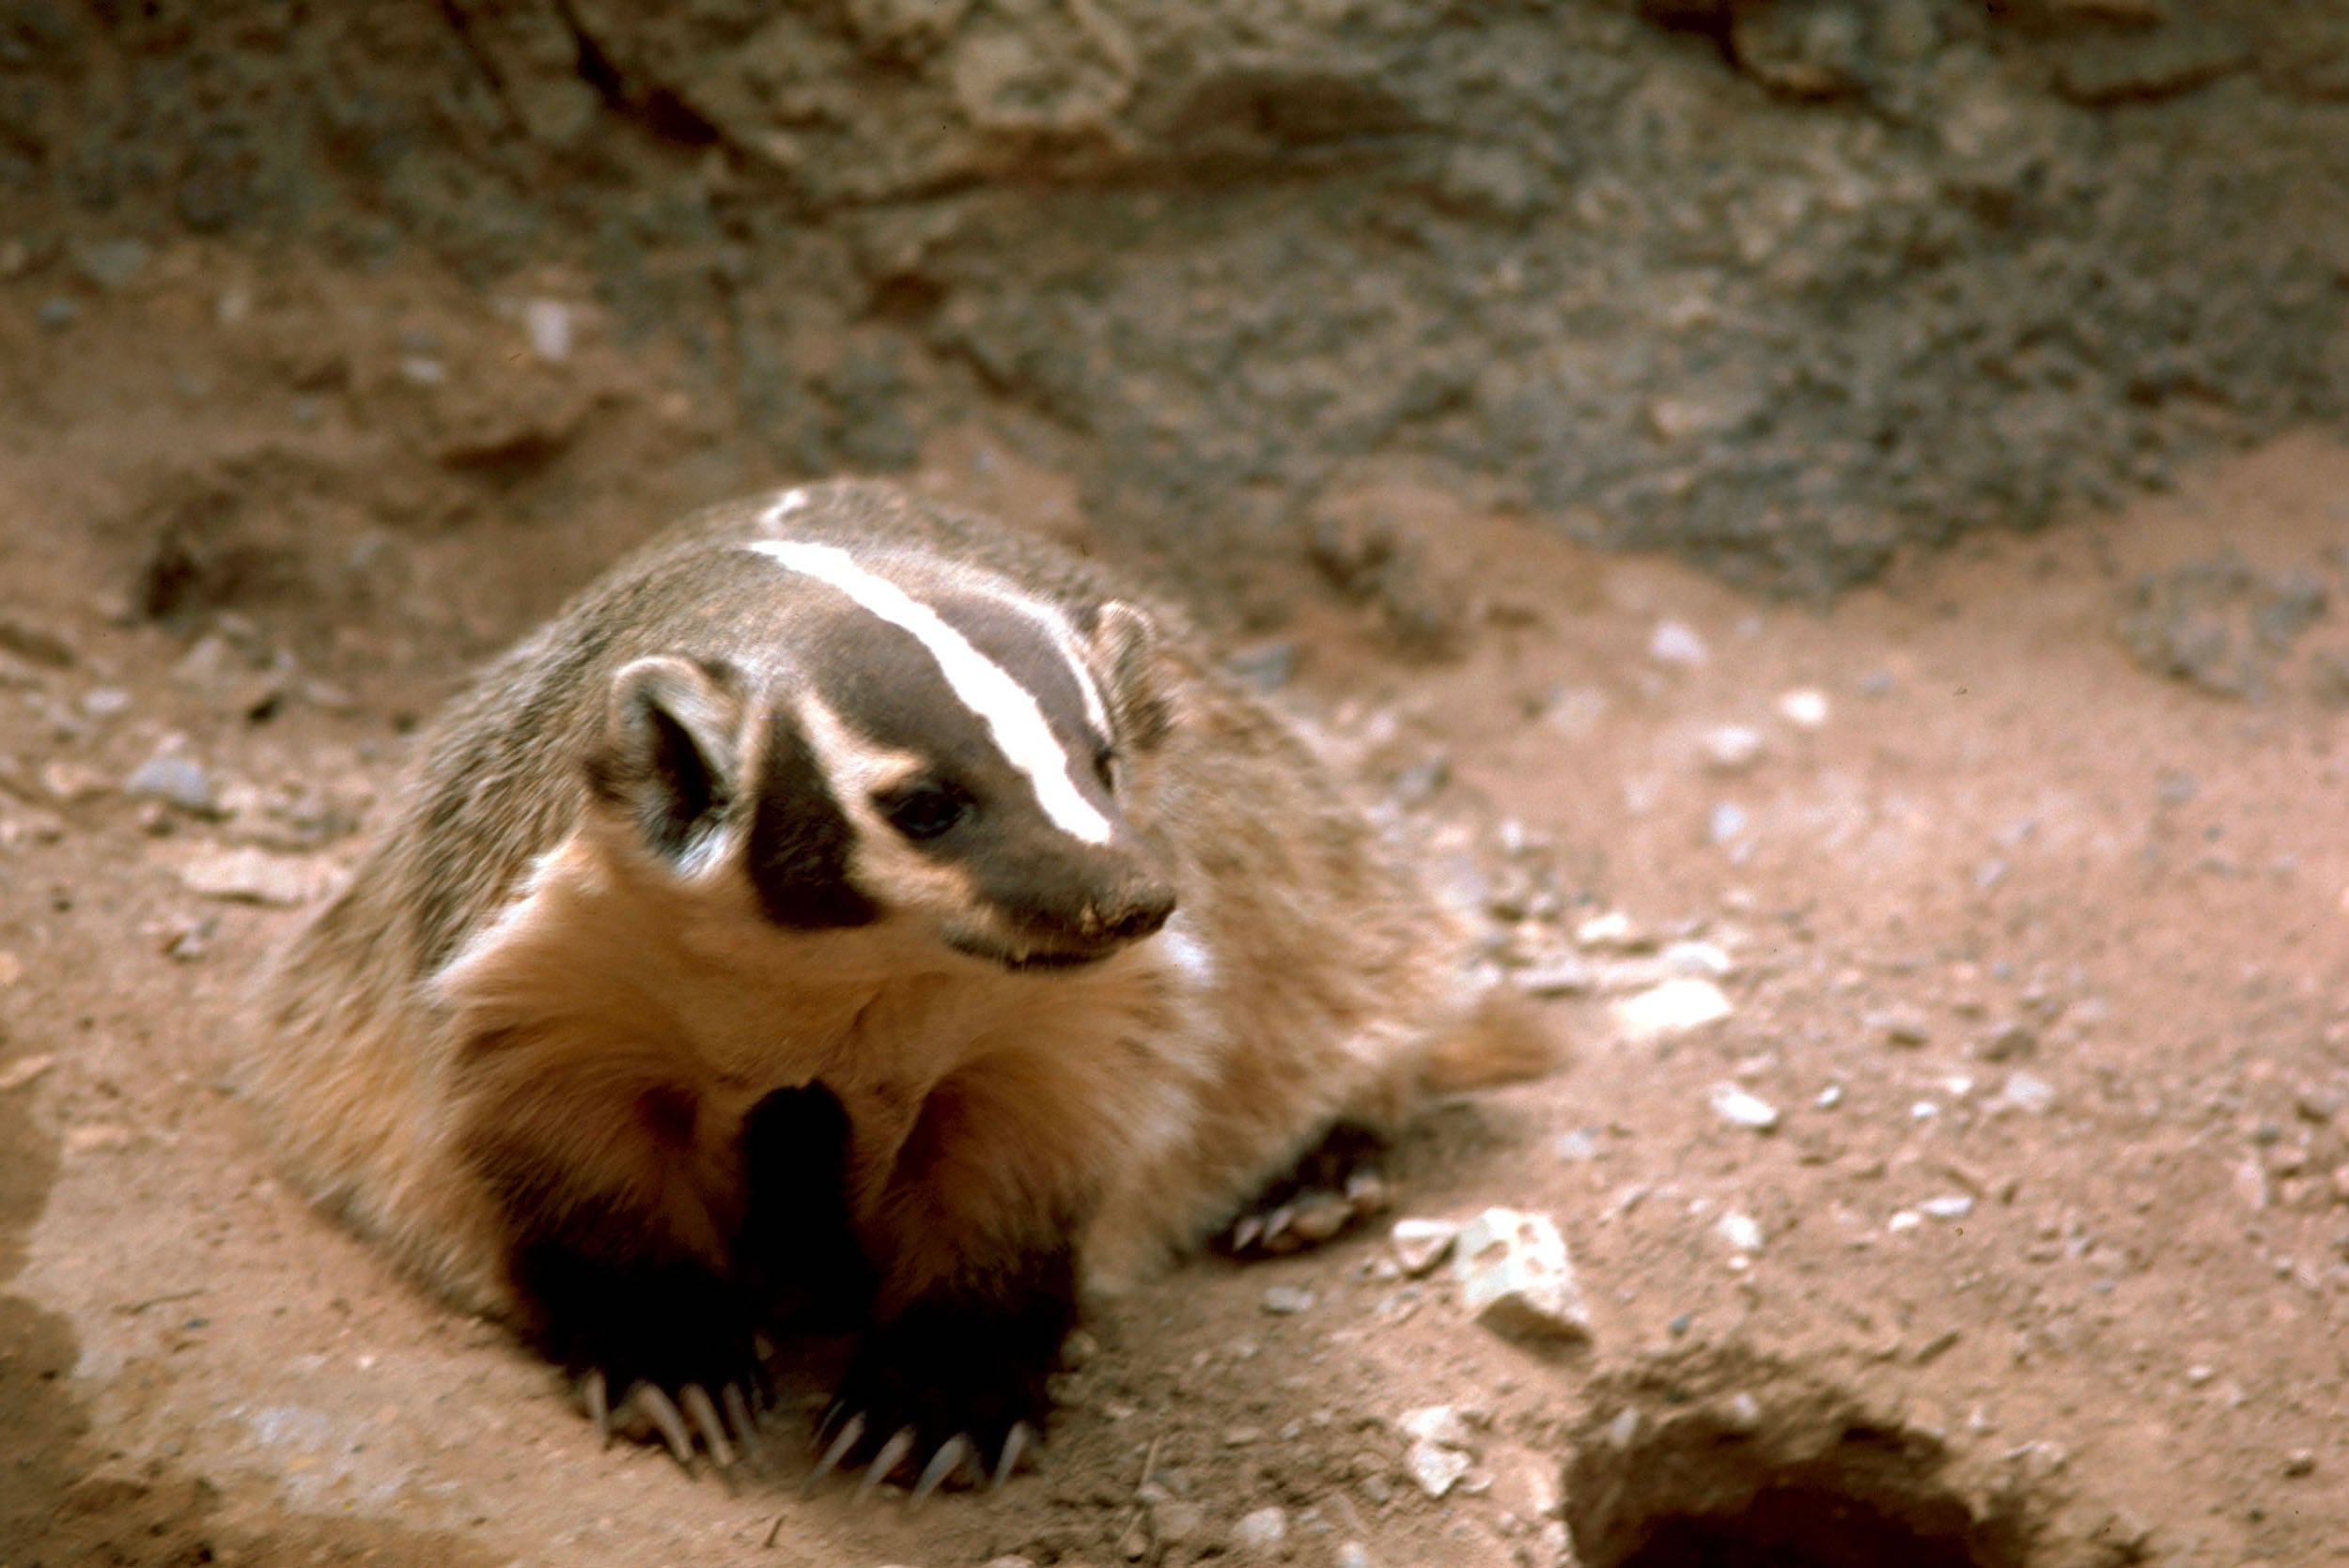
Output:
[740, 538, 1116, 846]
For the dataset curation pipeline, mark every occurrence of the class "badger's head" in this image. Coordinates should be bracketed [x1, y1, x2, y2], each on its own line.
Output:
[580, 533, 1179, 975]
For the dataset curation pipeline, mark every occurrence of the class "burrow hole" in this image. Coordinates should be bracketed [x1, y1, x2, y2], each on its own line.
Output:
[1565, 1393, 2034, 1568]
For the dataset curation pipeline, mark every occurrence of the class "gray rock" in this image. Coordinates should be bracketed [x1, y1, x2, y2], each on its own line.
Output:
[124, 754, 218, 816]
[73, 239, 151, 290]
[1261, 1284, 1315, 1315]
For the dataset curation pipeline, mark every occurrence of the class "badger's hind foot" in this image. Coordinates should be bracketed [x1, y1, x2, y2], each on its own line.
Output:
[1220, 1119, 1394, 1259]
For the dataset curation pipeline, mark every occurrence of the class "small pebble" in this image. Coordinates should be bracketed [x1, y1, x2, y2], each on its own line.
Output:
[1888, 1210, 1922, 1234]
[1616, 978, 1735, 1041]
[1778, 688, 1829, 727]
[1816, 1083, 1844, 1109]
[1554, 1127, 1599, 1162]
[1574, 910, 1646, 951]
[1870, 1005, 1932, 1047]
[1260, 1285, 1315, 1315]
[1515, 955, 1595, 998]
[1151, 1499, 1205, 1544]
[1232, 1505, 1286, 1552]
[2283, 1450, 2316, 1479]
[123, 753, 218, 816]
[1390, 1218, 1460, 1277]
[1707, 800, 1748, 845]
[1920, 1194, 1976, 1220]
[1399, 1405, 1475, 1450]
[1649, 620, 1709, 667]
[1708, 1082, 1781, 1132]
[1660, 939, 1733, 978]
[1405, 1439, 1471, 1498]
[1335, 1544, 1375, 1568]
[1999, 1072, 2056, 1113]
[522, 297, 574, 362]
[1702, 725, 1765, 772]
[1716, 1212, 1764, 1252]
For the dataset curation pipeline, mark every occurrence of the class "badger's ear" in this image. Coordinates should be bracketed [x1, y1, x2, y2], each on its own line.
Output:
[585, 656, 746, 863]
[1091, 600, 1174, 752]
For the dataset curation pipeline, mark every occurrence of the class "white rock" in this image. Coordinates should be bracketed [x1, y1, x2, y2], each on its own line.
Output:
[1399, 1405, 1475, 1451]
[1888, 1209, 1922, 1234]
[1260, 1285, 1315, 1315]
[2000, 1072, 2055, 1113]
[1920, 1194, 1975, 1220]
[1450, 1207, 1589, 1341]
[1715, 1211, 1764, 1252]
[1660, 939, 1733, 978]
[1515, 955, 1595, 998]
[1778, 688, 1830, 727]
[1574, 910, 1646, 951]
[1702, 724, 1766, 772]
[1390, 1218, 1460, 1278]
[1335, 1544, 1375, 1568]
[1615, 978, 1734, 1041]
[1707, 1081, 1781, 1132]
[1650, 620, 1710, 667]
[177, 847, 338, 907]
[1405, 1438, 1472, 1498]
[1232, 1506, 1287, 1552]
[522, 298, 574, 362]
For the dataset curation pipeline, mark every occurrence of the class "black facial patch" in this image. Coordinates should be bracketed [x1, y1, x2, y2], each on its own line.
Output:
[746, 706, 880, 929]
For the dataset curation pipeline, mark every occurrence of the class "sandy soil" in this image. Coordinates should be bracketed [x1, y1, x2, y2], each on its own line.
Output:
[5, 251, 2349, 1568]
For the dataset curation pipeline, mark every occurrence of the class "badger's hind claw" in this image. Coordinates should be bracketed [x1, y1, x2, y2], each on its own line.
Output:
[583, 1369, 613, 1448]
[1221, 1120, 1394, 1259]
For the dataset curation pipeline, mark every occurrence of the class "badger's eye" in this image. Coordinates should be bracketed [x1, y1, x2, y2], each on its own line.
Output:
[879, 781, 970, 842]
[1092, 743, 1117, 792]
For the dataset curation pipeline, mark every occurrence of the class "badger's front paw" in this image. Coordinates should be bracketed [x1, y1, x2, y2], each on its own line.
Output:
[805, 1270, 1074, 1503]
[517, 1245, 770, 1474]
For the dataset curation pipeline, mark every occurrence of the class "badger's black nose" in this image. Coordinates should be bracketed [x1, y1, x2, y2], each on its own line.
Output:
[1102, 880, 1177, 941]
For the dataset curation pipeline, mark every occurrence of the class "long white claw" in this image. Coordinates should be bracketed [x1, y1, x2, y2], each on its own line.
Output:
[681, 1384, 735, 1468]
[858, 1426, 918, 1501]
[813, 1401, 850, 1452]
[992, 1421, 1035, 1491]
[583, 1369, 612, 1450]
[1230, 1214, 1265, 1252]
[634, 1384, 697, 1470]
[803, 1411, 865, 1497]
[723, 1382, 764, 1462]
[910, 1434, 974, 1508]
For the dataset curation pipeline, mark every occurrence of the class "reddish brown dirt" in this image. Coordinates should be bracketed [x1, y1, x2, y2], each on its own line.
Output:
[5, 247, 2349, 1568]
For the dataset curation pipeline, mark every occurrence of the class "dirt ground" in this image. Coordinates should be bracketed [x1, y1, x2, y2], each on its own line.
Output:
[6, 248, 2349, 1568]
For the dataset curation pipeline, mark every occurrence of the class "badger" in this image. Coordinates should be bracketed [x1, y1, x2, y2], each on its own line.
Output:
[244, 480, 1544, 1498]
